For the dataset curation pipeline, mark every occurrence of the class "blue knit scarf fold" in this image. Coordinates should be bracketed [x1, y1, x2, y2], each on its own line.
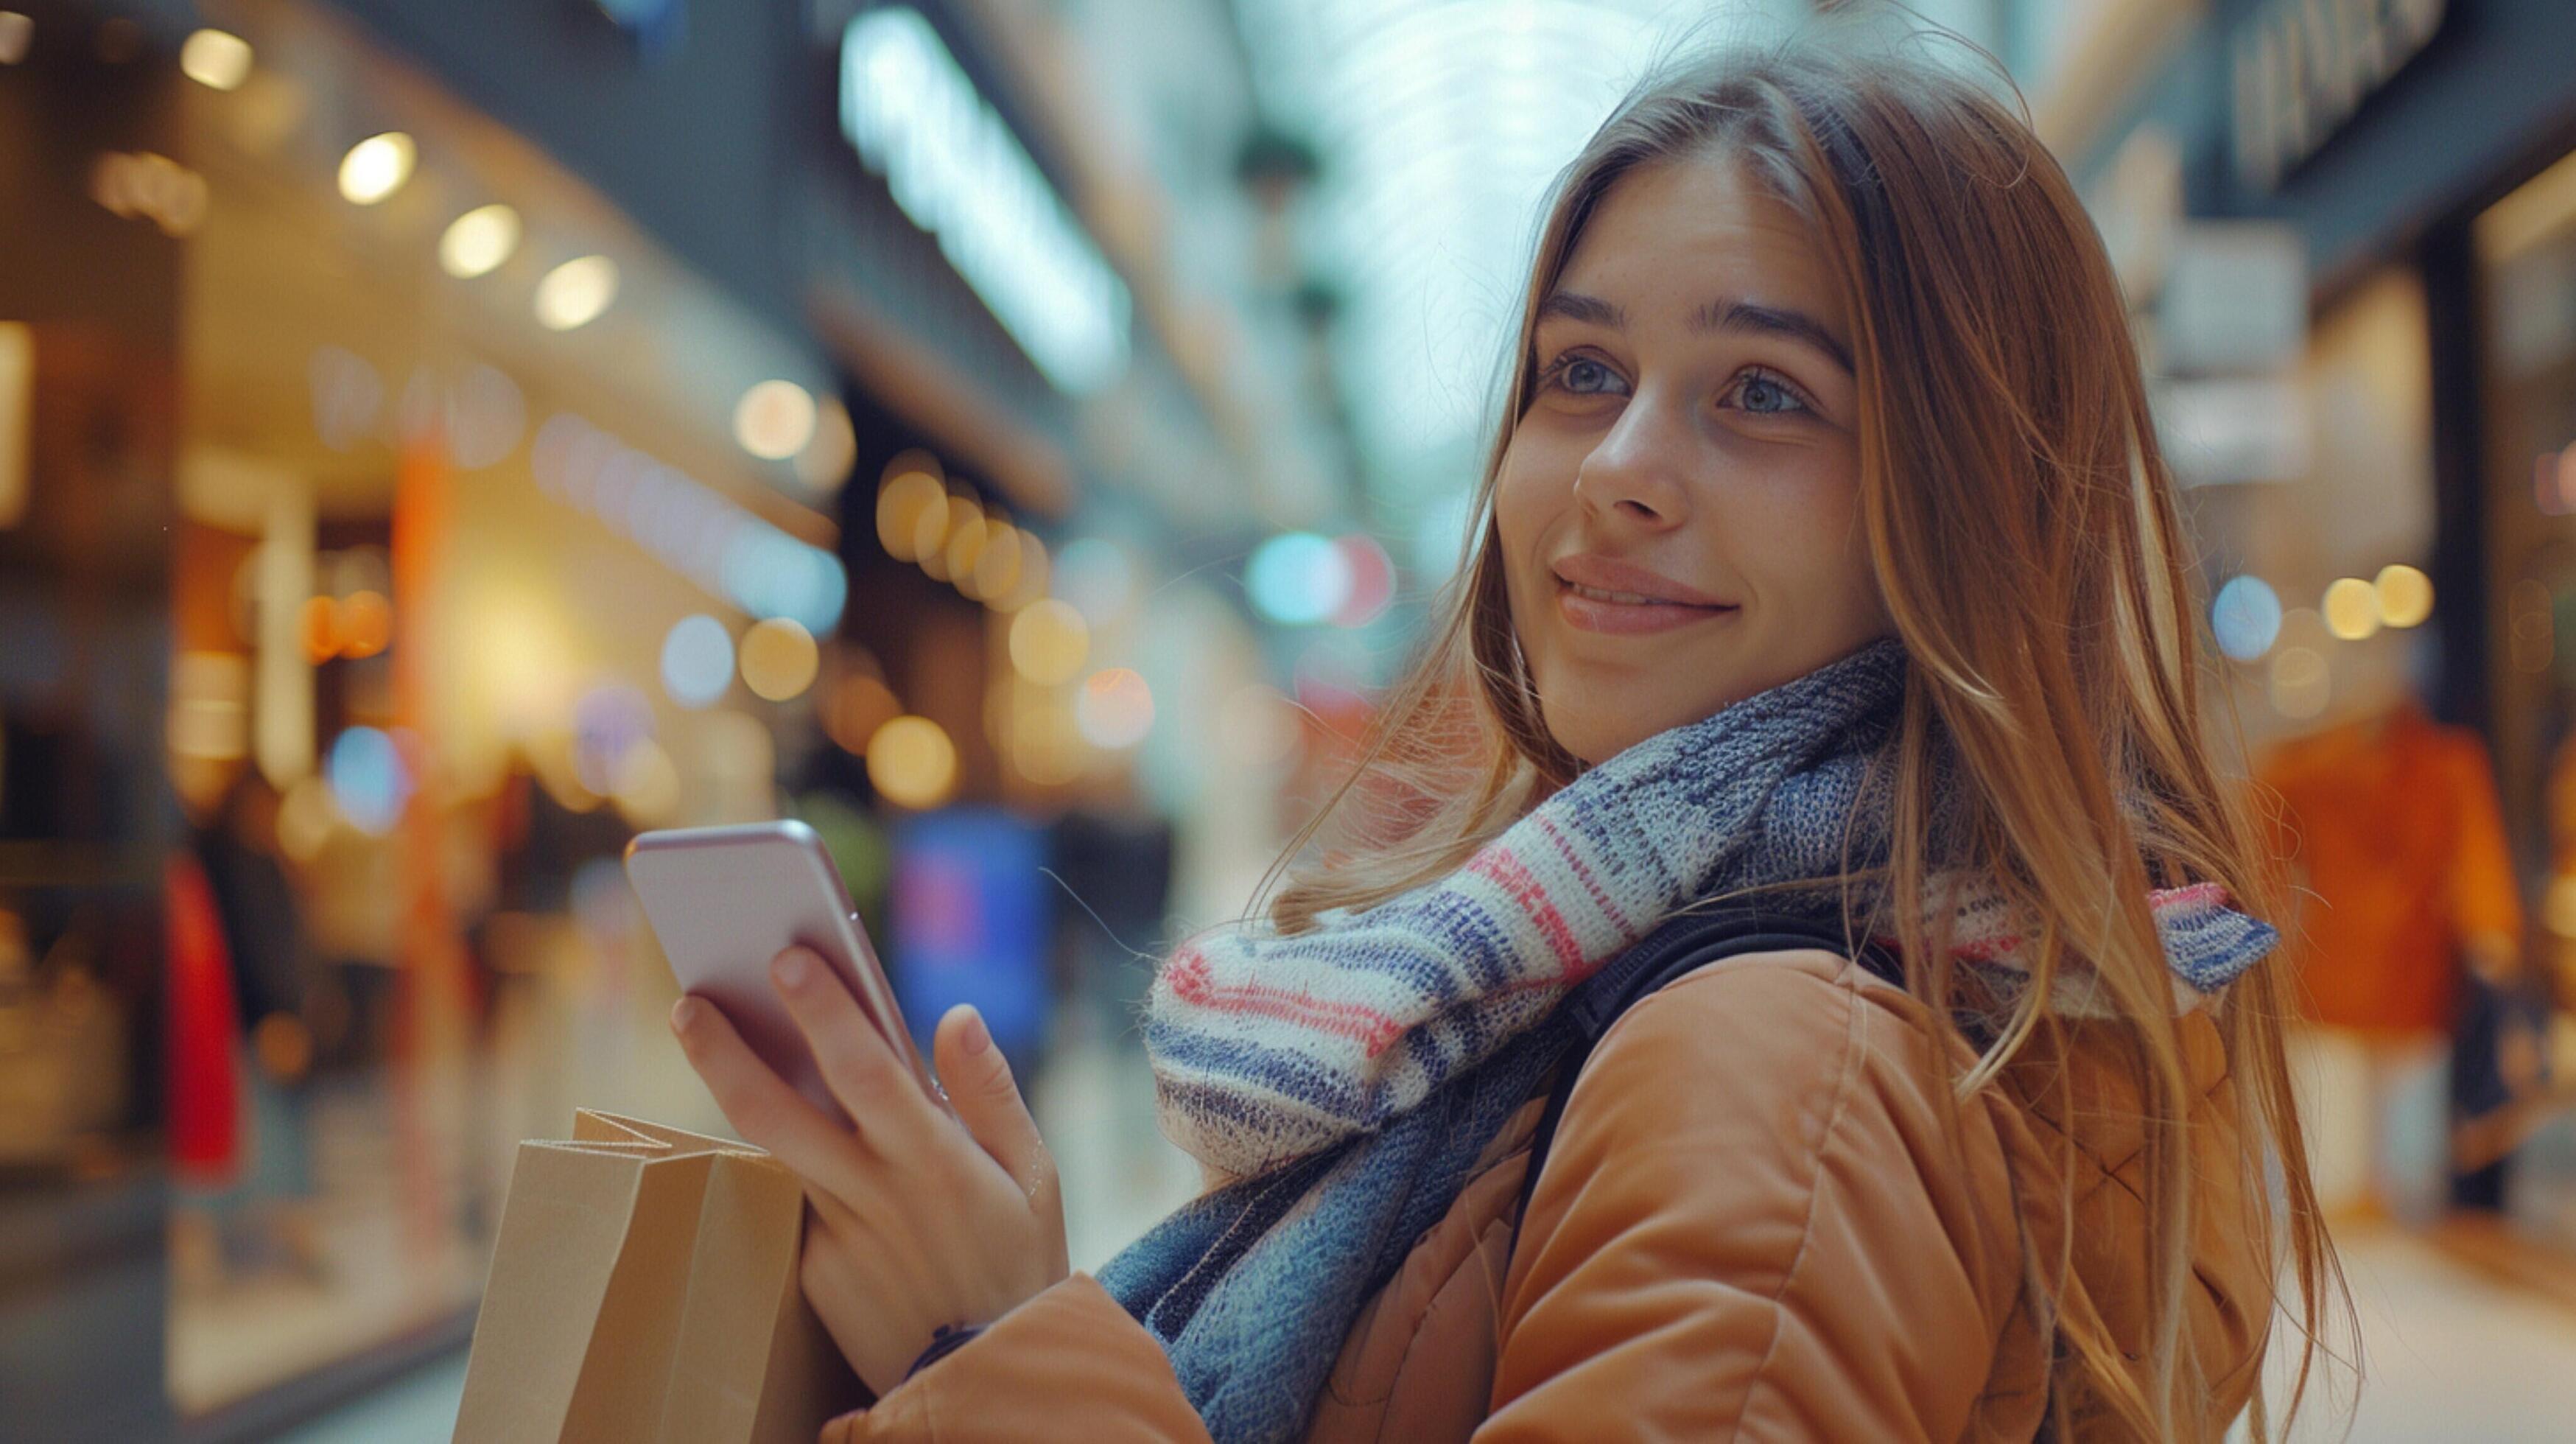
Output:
[1098, 642, 2275, 1443]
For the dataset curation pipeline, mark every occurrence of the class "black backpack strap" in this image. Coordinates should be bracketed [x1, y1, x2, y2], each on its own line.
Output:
[1509, 910, 1901, 1240]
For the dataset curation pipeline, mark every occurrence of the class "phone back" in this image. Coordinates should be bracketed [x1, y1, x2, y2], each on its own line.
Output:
[625, 820, 918, 1120]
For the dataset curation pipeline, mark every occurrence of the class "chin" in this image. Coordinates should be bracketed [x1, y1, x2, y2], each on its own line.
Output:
[1536, 692, 1662, 767]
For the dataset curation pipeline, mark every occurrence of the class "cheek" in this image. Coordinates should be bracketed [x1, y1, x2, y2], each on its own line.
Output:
[1740, 458, 1878, 628]
[1491, 441, 1570, 601]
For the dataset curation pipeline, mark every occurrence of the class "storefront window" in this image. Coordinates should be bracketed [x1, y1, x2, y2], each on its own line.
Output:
[152, 0, 838, 1417]
[2477, 144, 2576, 1248]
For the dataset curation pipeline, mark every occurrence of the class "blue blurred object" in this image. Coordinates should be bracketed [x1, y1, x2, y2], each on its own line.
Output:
[887, 808, 1052, 1064]
[594, 0, 687, 64]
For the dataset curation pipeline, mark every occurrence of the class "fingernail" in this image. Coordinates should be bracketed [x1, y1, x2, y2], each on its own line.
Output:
[961, 1008, 991, 1056]
[773, 950, 811, 989]
[671, 998, 701, 1033]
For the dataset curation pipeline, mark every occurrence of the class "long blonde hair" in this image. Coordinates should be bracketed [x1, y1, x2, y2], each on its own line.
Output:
[1263, 36, 2342, 1442]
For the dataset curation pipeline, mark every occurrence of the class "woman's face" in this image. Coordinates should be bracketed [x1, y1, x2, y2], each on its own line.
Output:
[1494, 155, 1888, 765]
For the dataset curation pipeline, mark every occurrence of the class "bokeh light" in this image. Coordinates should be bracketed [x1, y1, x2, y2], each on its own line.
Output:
[2210, 575, 2282, 662]
[2375, 564, 2434, 628]
[328, 726, 411, 834]
[659, 614, 734, 708]
[298, 595, 340, 664]
[609, 738, 681, 826]
[1008, 599, 1089, 685]
[1010, 702, 1086, 786]
[876, 467, 946, 560]
[969, 524, 1023, 602]
[734, 380, 817, 461]
[795, 396, 857, 494]
[738, 617, 820, 701]
[1075, 667, 1155, 749]
[1248, 531, 1352, 625]
[866, 715, 958, 809]
[2322, 577, 2381, 641]
[1330, 533, 1396, 627]
[337, 132, 414, 206]
[339, 589, 392, 659]
[917, 495, 973, 580]
[2269, 645, 2331, 719]
[942, 505, 992, 587]
[180, 29, 252, 91]
[535, 256, 619, 331]
[439, 203, 521, 278]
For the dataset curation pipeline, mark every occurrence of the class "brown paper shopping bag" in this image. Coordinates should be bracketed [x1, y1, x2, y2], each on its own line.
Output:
[452, 1110, 863, 1443]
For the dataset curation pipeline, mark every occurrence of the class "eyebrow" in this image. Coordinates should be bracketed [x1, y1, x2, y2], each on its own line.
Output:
[1536, 290, 1855, 376]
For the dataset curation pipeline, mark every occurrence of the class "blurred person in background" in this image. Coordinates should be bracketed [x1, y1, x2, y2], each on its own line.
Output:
[2259, 663, 2530, 1223]
[671, 29, 2343, 1444]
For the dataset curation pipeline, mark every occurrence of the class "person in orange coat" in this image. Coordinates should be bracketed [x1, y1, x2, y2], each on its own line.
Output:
[2259, 703, 2525, 1218]
[2259, 704, 2522, 1038]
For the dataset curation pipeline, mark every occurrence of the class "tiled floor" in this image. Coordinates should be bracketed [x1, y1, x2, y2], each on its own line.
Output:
[289, 1222, 2576, 1441]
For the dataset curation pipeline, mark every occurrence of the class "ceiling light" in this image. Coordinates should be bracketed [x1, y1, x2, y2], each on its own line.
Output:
[534, 255, 618, 331]
[733, 379, 816, 460]
[337, 132, 415, 206]
[439, 203, 521, 278]
[180, 29, 252, 91]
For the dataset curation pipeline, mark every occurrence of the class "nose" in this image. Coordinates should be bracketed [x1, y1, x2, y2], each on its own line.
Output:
[1570, 390, 1694, 530]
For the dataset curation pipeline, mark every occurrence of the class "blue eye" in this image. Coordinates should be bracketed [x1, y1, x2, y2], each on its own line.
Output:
[1559, 358, 1617, 393]
[1537, 353, 1627, 399]
[1732, 371, 1808, 416]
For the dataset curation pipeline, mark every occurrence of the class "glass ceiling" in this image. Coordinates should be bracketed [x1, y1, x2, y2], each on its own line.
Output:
[1229, 0, 1804, 553]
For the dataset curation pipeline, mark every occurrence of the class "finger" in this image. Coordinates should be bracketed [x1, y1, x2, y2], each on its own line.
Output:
[669, 995, 869, 1197]
[933, 1005, 1053, 1199]
[771, 947, 938, 1152]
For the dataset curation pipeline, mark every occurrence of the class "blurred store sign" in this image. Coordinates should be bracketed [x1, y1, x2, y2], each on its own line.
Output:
[2086, 125, 2183, 307]
[2231, 0, 2446, 192]
[838, 7, 1130, 394]
[888, 810, 1048, 1056]
[530, 413, 846, 630]
[2156, 376, 2311, 486]
[2159, 223, 2307, 374]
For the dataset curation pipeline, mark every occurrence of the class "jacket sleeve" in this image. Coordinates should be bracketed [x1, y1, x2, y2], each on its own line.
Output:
[1481, 954, 2028, 1443]
[820, 1272, 1213, 1444]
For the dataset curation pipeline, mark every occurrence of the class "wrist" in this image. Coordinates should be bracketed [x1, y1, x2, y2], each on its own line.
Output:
[903, 1322, 987, 1383]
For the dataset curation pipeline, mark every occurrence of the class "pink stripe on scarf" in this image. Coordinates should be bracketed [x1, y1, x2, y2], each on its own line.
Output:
[1164, 948, 1408, 1055]
[1465, 845, 1585, 975]
[1534, 815, 1635, 934]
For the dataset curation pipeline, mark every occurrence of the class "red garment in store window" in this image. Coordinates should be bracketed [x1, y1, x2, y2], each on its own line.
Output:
[2258, 706, 2524, 1035]
[165, 852, 242, 1185]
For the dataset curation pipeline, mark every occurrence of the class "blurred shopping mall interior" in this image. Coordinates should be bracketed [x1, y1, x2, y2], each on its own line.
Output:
[9, 0, 2576, 1438]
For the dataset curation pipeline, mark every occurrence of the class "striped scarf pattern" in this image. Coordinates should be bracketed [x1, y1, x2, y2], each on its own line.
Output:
[1143, 638, 2274, 1179]
[1102, 639, 2277, 1441]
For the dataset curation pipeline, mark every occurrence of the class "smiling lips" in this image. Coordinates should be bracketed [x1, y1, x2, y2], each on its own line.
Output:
[1551, 553, 1736, 635]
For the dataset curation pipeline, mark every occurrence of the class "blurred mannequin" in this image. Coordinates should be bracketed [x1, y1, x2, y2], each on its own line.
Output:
[2259, 638, 2521, 1220]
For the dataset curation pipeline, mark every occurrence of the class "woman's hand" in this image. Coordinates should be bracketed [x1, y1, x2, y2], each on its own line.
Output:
[669, 947, 1069, 1397]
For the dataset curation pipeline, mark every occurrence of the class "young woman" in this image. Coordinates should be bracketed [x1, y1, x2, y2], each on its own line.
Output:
[673, 37, 2342, 1443]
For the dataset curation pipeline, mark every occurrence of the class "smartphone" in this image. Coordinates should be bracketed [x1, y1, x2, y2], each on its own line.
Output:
[624, 820, 940, 1121]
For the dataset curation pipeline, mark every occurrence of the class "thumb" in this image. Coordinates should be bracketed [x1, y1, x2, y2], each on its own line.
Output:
[934, 1005, 1049, 1189]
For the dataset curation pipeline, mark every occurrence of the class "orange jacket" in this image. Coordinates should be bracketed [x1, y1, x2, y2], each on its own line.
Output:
[2259, 709, 2523, 1034]
[825, 950, 2271, 1442]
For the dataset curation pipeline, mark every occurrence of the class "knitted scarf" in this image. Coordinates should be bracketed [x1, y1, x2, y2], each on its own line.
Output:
[1098, 639, 2275, 1443]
